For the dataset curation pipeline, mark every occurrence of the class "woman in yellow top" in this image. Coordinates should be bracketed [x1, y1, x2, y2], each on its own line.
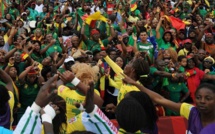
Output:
[0, 69, 14, 130]
[101, 51, 150, 103]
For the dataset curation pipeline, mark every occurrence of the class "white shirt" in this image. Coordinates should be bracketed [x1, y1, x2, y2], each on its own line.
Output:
[35, 4, 44, 13]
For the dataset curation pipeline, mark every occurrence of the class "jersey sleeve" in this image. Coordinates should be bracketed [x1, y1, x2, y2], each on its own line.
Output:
[182, 84, 189, 93]
[81, 105, 118, 134]
[180, 103, 194, 119]
[13, 107, 42, 134]
[104, 56, 123, 76]
[57, 85, 71, 98]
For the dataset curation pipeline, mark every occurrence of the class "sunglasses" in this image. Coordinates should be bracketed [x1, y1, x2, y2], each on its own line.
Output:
[204, 60, 213, 64]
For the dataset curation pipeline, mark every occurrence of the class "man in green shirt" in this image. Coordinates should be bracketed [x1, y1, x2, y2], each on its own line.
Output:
[136, 31, 154, 61]
[81, 21, 115, 52]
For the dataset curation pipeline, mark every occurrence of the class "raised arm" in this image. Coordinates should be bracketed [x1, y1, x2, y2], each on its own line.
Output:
[100, 51, 123, 75]
[107, 20, 115, 42]
[81, 23, 88, 42]
[0, 69, 13, 92]
[156, 17, 164, 39]
[58, 71, 104, 108]
[122, 73, 181, 113]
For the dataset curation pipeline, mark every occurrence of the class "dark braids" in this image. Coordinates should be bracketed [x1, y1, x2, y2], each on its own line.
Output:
[116, 97, 146, 133]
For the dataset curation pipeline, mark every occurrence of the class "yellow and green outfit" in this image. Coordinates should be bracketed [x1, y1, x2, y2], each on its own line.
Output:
[165, 82, 189, 115]
[17, 81, 40, 121]
[137, 41, 154, 61]
[104, 56, 140, 103]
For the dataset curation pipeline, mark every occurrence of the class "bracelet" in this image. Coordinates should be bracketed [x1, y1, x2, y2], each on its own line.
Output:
[42, 114, 52, 124]
[185, 72, 190, 77]
[43, 104, 56, 119]
[8, 63, 14, 67]
[71, 77, 80, 86]
[171, 73, 177, 78]
[31, 102, 41, 114]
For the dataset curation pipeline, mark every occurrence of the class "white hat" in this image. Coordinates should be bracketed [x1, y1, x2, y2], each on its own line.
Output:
[29, 21, 37, 28]
[21, 12, 27, 16]
[64, 56, 74, 63]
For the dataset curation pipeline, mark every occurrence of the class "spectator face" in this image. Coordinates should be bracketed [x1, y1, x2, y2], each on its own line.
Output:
[184, 43, 192, 50]
[14, 52, 21, 63]
[195, 87, 215, 114]
[180, 58, 187, 67]
[187, 59, 195, 69]
[71, 36, 79, 48]
[178, 32, 185, 40]
[203, 59, 213, 69]
[5, 14, 11, 20]
[139, 32, 148, 41]
[94, 52, 102, 61]
[27, 74, 37, 84]
[205, 35, 214, 45]
[16, 36, 23, 44]
[115, 57, 124, 68]
[42, 56, 52, 66]
[198, 50, 206, 61]
[0, 36, 5, 46]
[34, 42, 41, 52]
[157, 60, 166, 71]
[35, 29, 42, 37]
[49, 6, 54, 12]
[0, 52, 5, 62]
[189, 31, 196, 39]
[92, 33, 100, 41]
[164, 33, 171, 42]
[163, 50, 171, 59]
[127, 27, 133, 35]
[152, 19, 158, 28]
[9, 67, 17, 78]
[43, 7, 48, 13]
[109, 51, 117, 60]
[46, 34, 53, 42]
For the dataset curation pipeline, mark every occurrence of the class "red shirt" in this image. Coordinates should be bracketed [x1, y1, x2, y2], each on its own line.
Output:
[186, 67, 205, 102]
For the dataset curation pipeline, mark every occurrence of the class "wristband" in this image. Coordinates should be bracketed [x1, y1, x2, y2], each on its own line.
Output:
[31, 102, 41, 114]
[8, 63, 14, 67]
[71, 77, 80, 86]
[78, 103, 86, 111]
[43, 104, 56, 119]
[42, 114, 52, 124]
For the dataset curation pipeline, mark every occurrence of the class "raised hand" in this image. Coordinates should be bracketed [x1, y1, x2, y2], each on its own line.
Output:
[75, 81, 95, 113]
[57, 71, 76, 84]
[35, 75, 58, 107]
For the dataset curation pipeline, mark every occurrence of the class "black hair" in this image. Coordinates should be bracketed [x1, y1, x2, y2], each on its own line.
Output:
[178, 55, 187, 62]
[195, 83, 215, 96]
[33, 40, 42, 47]
[128, 91, 158, 131]
[51, 95, 67, 134]
[162, 31, 175, 47]
[132, 58, 150, 86]
[0, 85, 10, 115]
[71, 131, 95, 134]
[41, 66, 52, 81]
[64, 61, 75, 71]
[108, 13, 117, 23]
[116, 97, 146, 133]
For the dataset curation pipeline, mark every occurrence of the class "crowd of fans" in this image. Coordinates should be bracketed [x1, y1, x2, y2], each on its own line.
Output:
[0, 0, 215, 133]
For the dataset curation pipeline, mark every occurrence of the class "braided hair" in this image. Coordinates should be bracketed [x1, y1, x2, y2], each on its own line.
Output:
[116, 97, 146, 133]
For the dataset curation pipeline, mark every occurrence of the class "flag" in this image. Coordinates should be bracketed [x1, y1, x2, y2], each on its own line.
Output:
[130, 0, 137, 11]
[164, 16, 186, 30]
[204, 0, 210, 7]
[0, 0, 5, 17]
[85, 11, 107, 28]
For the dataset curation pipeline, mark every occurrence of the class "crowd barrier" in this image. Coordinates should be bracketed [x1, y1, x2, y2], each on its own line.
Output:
[111, 116, 188, 134]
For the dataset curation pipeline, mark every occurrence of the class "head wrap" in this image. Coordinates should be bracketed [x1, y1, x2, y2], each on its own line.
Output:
[90, 29, 99, 35]
[204, 56, 215, 64]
